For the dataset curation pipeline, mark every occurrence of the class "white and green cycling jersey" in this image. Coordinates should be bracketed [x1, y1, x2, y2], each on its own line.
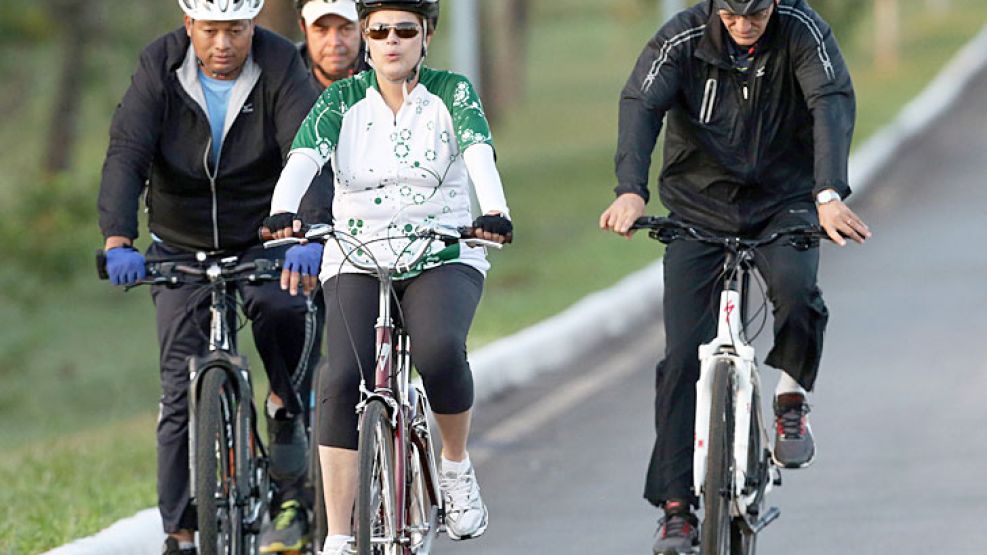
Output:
[277, 66, 509, 282]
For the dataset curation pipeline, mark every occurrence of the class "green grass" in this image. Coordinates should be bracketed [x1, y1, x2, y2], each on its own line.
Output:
[0, 414, 158, 554]
[1, 0, 985, 551]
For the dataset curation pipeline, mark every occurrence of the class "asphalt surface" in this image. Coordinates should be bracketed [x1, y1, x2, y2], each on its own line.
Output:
[447, 68, 987, 554]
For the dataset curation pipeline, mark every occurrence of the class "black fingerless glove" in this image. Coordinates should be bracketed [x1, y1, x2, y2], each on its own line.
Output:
[263, 212, 299, 233]
[472, 214, 513, 237]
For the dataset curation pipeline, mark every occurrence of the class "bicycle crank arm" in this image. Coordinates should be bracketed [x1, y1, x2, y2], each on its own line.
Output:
[414, 505, 441, 555]
[749, 506, 781, 534]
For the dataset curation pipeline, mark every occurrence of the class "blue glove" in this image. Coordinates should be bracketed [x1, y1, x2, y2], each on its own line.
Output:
[284, 243, 323, 276]
[105, 246, 146, 286]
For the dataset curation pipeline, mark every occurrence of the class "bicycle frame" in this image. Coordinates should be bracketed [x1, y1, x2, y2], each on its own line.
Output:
[271, 223, 496, 554]
[349, 237, 445, 553]
[182, 258, 270, 539]
[692, 250, 770, 521]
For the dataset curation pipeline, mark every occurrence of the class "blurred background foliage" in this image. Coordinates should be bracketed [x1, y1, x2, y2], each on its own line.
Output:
[0, 0, 984, 552]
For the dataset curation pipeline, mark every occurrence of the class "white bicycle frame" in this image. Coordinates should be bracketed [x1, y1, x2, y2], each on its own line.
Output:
[692, 284, 774, 519]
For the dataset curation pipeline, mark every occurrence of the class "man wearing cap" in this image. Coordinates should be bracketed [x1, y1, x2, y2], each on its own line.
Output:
[599, 1, 869, 552]
[296, 0, 369, 91]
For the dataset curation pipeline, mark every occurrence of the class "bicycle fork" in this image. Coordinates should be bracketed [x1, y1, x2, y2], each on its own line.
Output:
[693, 287, 757, 506]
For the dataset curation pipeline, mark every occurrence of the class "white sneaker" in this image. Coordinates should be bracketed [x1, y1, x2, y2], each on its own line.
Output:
[440, 460, 488, 540]
[320, 534, 354, 555]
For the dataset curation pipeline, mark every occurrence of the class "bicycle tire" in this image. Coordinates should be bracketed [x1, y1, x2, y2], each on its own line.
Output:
[702, 360, 735, 555]
[406, 408, 440, 552]
[355, 400, 397, 555]
[196, 368, 241, 555]
[730, 378, 764, 555]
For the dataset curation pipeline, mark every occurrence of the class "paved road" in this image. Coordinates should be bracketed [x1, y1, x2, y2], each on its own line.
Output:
[448, 68, 987, 554]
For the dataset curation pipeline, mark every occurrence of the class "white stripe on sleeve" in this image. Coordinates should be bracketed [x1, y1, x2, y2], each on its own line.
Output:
[463, 143, 511, 219]
[270, 149, 322, 215]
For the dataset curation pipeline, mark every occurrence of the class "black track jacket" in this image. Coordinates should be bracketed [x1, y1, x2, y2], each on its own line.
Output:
[99, 27, 329, 251]
[615, 0, 855, 233]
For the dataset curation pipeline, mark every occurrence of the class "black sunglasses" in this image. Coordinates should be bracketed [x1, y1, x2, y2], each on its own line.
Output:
[365, 22, 421, 40]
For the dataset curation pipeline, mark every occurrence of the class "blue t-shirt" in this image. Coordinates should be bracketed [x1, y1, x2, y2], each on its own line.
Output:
[198, 69, 237, 165]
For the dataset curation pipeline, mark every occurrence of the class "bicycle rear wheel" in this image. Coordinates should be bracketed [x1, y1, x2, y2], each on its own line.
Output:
[702, 360, 735, 555]
[196, 368, 242, 555]
[355, 400, 397, 555]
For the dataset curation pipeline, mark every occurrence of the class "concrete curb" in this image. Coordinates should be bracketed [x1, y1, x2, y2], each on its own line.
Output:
[44, 24, 987, 555]
[43, 509, 163, 555]
[847, 26, 987, 189]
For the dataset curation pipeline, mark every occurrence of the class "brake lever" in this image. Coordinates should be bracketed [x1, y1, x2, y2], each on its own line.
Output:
[463, 238, 504, 249]
[652, 227, 680, 244]
[263, 237, 305, 248]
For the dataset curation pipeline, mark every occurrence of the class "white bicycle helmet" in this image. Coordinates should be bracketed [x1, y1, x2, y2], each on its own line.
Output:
[177, 0, 265, 21]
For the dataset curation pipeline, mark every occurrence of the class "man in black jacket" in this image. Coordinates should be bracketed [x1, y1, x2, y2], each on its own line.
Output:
[599, 1, 870, 552]
[97, 1, 328, 553]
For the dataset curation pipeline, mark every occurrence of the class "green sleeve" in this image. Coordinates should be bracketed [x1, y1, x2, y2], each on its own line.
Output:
[291, 76, 368, 164]
[424, 69, 495, 153]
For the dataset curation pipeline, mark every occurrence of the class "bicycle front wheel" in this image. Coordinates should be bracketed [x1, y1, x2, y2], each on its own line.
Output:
[702, 360, 735, 555]
[196, 368, 242, 555]
[355, 400, 397, 555]
[730, 376, 764, 555]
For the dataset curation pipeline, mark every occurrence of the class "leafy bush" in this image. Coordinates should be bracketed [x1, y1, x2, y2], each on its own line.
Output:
[0, 170, 101, 305]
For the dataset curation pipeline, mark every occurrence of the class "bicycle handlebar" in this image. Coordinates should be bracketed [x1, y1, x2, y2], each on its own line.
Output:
[261, 223, 504, 276]
[96, 249, 282, 288]
[258, 222, 511, 246]
[631, 216, 828, 251]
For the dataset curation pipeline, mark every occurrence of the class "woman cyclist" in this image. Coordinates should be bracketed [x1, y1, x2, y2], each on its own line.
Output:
[265, 0, 512, 553]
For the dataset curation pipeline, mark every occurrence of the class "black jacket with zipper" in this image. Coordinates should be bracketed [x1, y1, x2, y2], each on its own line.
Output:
[615, 0, 855, 233]
[99, 26, 330, 251]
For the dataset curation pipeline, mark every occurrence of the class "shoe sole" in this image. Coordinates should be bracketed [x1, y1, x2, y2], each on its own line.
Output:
[445, 505, 488, 541]
[771, 447, 816, 469]
[259, 540, 307, 553]
[654, 547, 699, 555]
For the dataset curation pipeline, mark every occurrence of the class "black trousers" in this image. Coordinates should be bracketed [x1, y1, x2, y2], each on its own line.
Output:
[319, 263, 484, 449]
[644, 204, 829, 508]
[148, 242, 320, 533]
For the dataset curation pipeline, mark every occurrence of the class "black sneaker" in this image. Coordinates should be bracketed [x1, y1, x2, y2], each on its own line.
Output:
[266, 408, 307, 482]
[162, 536, 197, 555]
[652, 500, 699, 555]
[773, 392, 815, 468]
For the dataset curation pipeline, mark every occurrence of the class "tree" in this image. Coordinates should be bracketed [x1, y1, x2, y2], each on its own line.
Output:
[478, 0, 529, 123]
[43, 0, 99, 177]
[255, 0, 301, 40]
[874, 0, 900, 71]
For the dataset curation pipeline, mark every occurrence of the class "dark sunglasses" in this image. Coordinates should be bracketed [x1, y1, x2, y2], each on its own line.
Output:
[365, 22, 421, 40]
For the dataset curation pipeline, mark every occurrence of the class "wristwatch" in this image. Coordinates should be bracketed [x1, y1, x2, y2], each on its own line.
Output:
[815, 189, 841, 205]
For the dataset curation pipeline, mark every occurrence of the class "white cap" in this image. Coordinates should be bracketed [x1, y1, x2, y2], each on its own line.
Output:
[301, 0, 358, 26]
